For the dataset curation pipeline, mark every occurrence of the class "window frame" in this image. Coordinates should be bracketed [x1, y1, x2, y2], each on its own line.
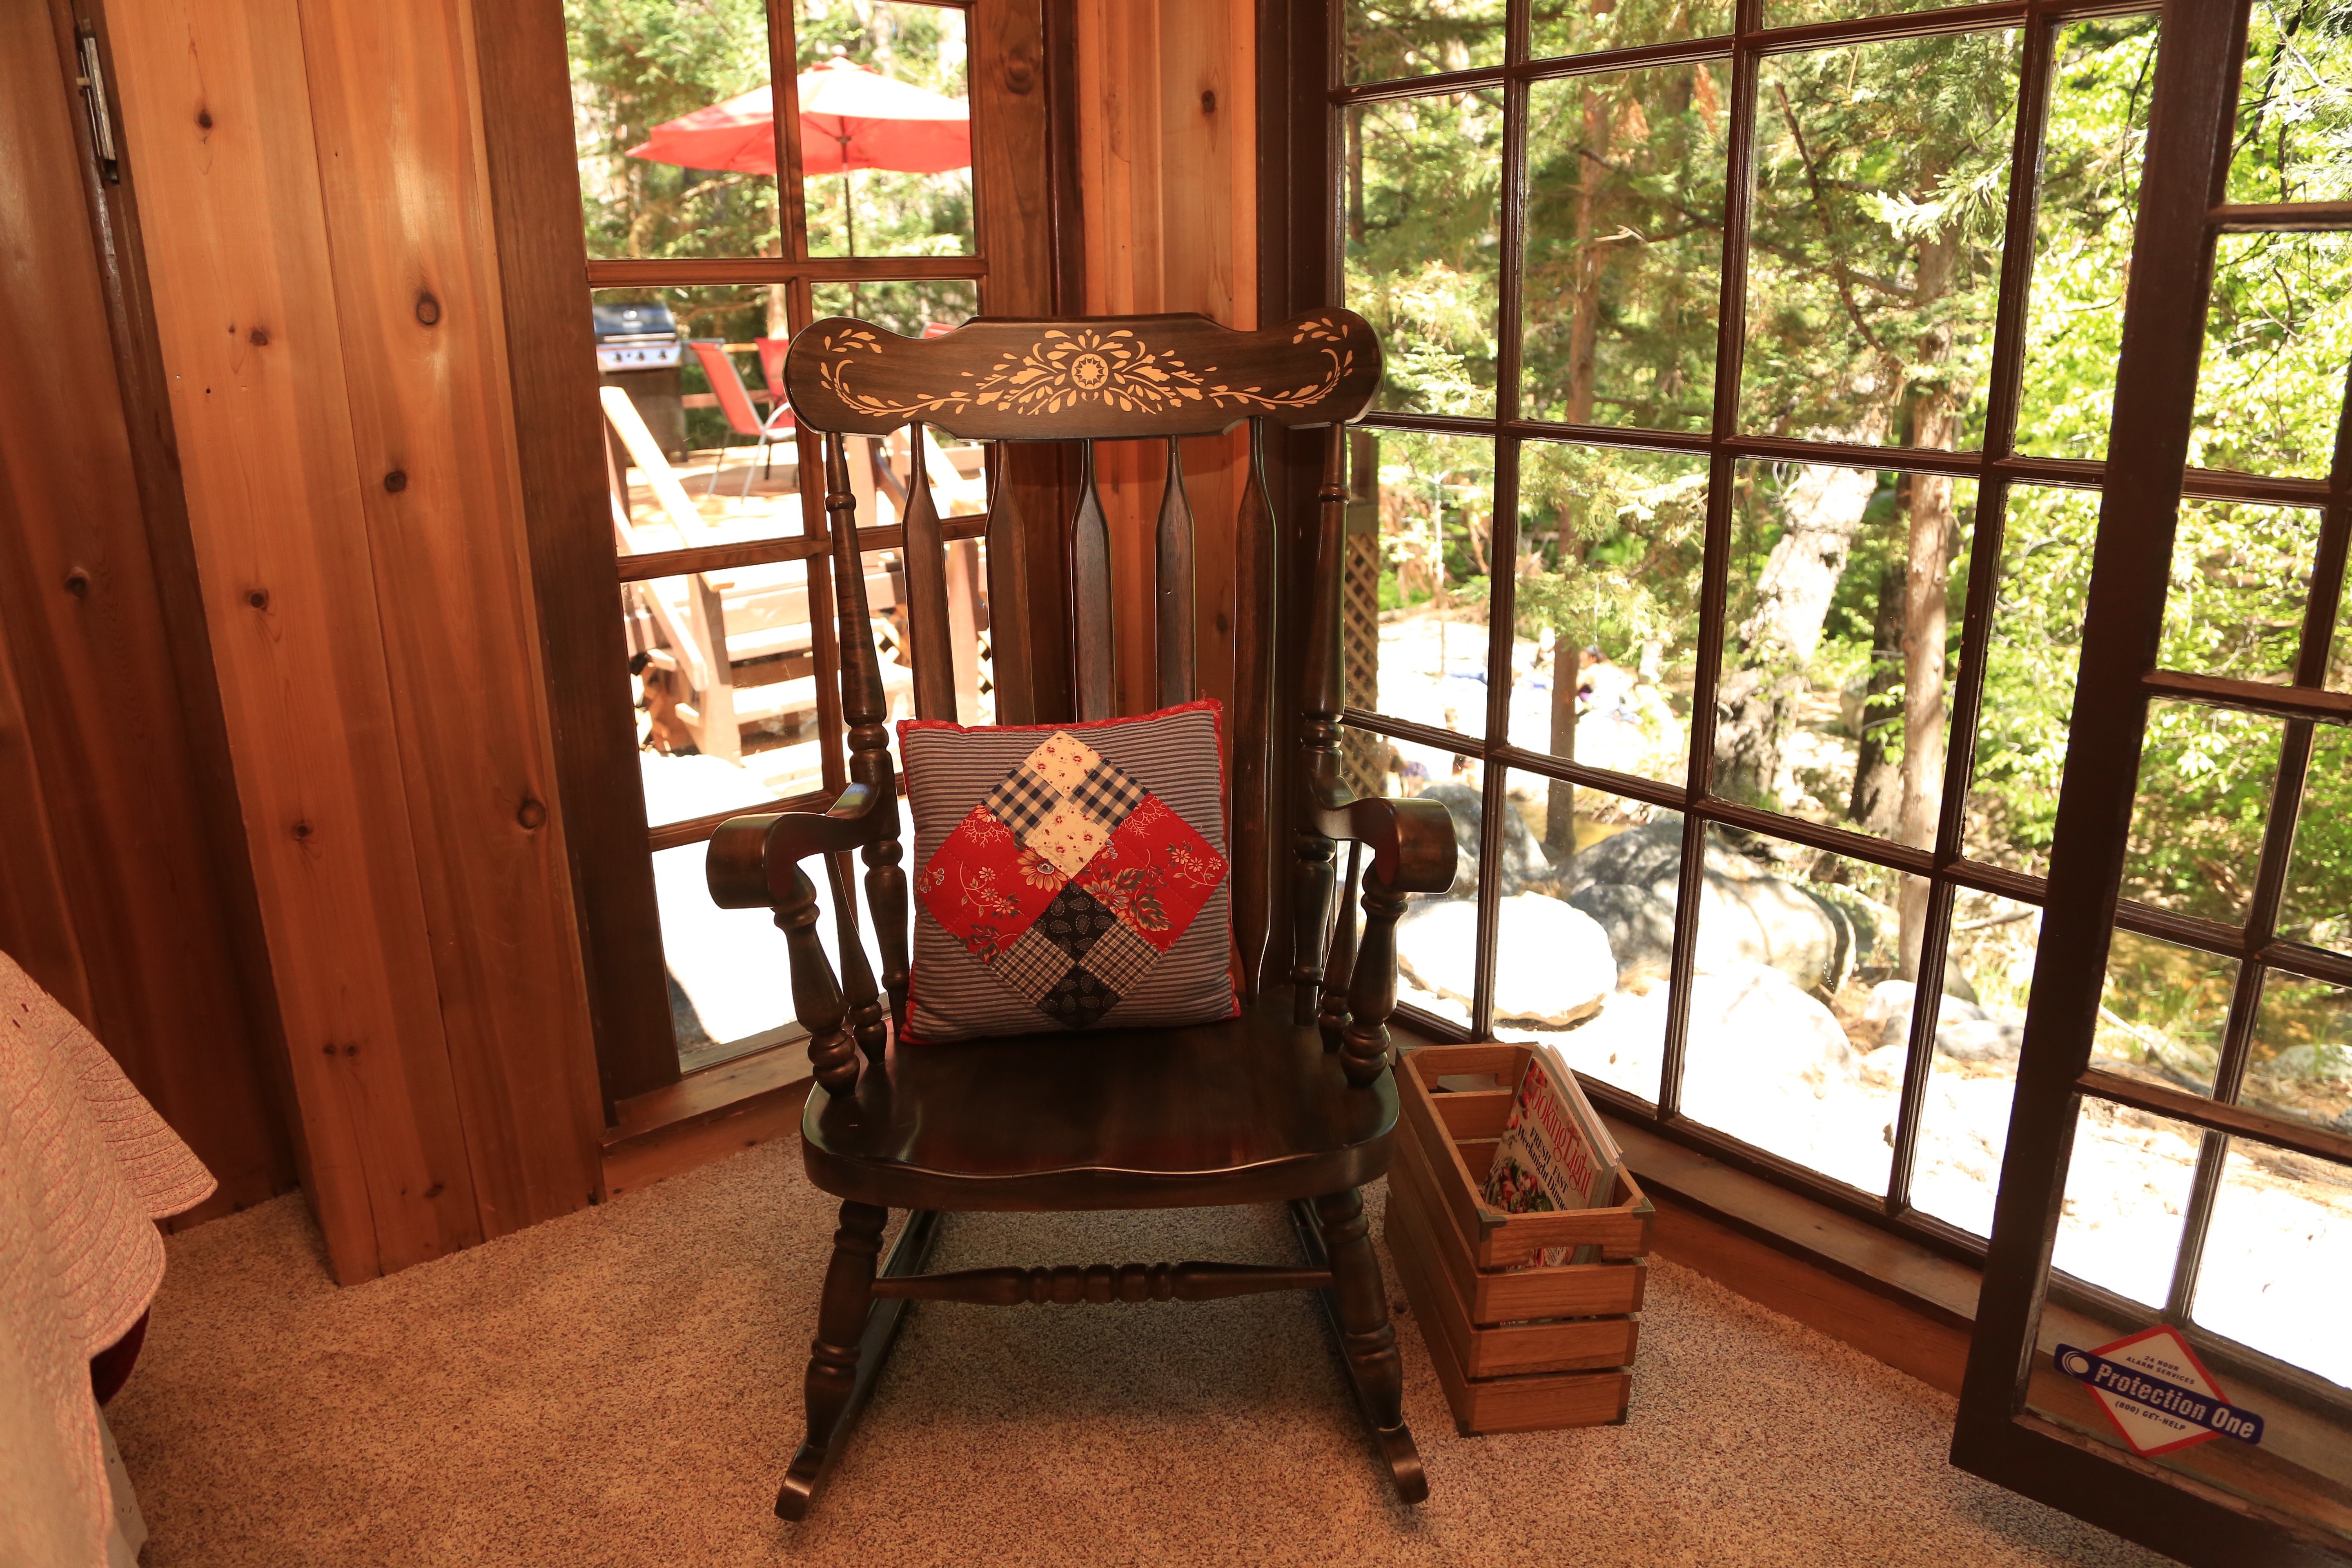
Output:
[1310, 0, 2352, 1366]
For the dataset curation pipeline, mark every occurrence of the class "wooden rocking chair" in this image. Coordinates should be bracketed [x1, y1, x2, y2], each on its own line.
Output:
[705, 309, 1457, 1519]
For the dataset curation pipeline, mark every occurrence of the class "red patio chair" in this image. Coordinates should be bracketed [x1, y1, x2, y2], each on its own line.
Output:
[687, 339, 797, 498]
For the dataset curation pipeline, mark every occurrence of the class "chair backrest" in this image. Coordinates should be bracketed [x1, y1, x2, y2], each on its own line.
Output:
[687, 339, 768, 438]
[782, 309, 1382, 1001]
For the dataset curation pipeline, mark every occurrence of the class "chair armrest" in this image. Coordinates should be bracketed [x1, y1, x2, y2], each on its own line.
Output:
[1306, 789, 1457, 895]
[703, 784, 897, 1098]
[705, 782, 898, 909]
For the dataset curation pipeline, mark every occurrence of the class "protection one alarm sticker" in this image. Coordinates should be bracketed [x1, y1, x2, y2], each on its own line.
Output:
[2053, 1326, 2265, 1458]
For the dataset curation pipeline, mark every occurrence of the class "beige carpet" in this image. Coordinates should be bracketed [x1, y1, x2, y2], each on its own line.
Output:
[106, 1136, 2165, 1568]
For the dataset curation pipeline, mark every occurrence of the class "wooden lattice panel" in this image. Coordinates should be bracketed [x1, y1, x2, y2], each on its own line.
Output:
[1341, 531, 1382, 797]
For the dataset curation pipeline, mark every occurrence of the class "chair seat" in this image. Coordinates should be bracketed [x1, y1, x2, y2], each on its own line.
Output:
[801, 997, 1399, 1212]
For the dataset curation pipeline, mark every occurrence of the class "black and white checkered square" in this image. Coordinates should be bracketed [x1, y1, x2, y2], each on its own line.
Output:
[1065, 760, 1147, 828]
[984, 768, 1061, 837]
[1080, 922, 1158, 993]
[989, 927, 1072, 1002]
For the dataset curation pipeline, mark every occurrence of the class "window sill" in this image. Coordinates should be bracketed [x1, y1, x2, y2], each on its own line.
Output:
[1597, 1112, 1979, 1396]
[599, 1032, 812, 1202]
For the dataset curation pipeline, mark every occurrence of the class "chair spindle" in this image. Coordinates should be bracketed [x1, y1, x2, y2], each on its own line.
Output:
[899, 420, 957, 721]
[1069, 441, 1114, 720]
[824, 432, 910, 1027]
[777, 865, 857, 1094]
[1320, 840, 1362, 1050]
[981, 445, 1033, 724]
[1229, 420, 1278, 998]
[828, 852, 886, 1062]
[1340, 872, 1407, 1086]
[1154, 435, 1197, 709]
[1292, 427, 1350, 1022]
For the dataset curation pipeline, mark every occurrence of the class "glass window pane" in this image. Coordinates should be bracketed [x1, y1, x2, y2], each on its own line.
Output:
[2244, 972, 2352, 1141]
[1965, 485, 2094, 877]
[2194, 232, 2352, 479]
[1360, 727, 1477, 1031]
[2051, 1102, 2203, 1307]
[2159, 500, 2324, 684]
[1350, 431, 1496, 745]
[797, 2, 973, 258]
[596, 286, 811, 551]
[1347, 93, 1504, 417]
[2121, 702, 2285, 927]
[809, 277, 978, 333]
[2096, 930, 2239, 1098]
[654, 837, 880, 1069]
[1531, 0, 1729, 58]
[2228, 0, 2352, 208]
[1740, 32, 2023, 451]
[1497, 773, 1683, 1104]
[1718, 461, 1980, 848]
[1522, 63, 1727, 434]
[1679, 824, 1919, 1197]
[1910, 891, 2039, 1238]
[2014, 16, 2161, 463]
[569, 0, 780, 263]
[2189, 1137, 2352, 1386]
[2281, 724, 2352, 954]
[1343, 0, 1504, 86]
[634, 558, 836, 825]
[1510, 442, 1706, 786]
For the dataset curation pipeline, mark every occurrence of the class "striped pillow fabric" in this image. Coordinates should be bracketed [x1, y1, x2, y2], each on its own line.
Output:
[898, 699, 1239, 1042]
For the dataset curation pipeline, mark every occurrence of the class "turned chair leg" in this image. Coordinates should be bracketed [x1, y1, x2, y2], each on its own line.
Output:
[1314, 1187, 1428, 1503]
[777, 1199, 888, 1520]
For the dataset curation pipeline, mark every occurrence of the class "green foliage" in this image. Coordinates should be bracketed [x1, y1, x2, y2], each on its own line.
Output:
[568, 0, 776, 264]
[566, 0, 973, 279]
[1741, 31, 2023, 445]
[2230, 0, 2352, 205]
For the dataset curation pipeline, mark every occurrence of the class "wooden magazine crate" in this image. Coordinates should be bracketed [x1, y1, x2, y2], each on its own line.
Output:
[1384, 1042, 1653, 1434]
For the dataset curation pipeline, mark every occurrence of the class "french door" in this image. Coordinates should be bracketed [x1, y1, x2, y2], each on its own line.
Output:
[1957, 3, 2352, 1562]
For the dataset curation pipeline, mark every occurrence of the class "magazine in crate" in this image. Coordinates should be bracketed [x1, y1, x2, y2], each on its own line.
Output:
[1478, 1045, 1625, 1267]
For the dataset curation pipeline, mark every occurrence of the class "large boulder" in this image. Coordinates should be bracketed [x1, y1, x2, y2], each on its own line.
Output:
[1862, 980, 2014, 1058]
[1556, 814, 1701, 898]
[1567, 882, 1677, 982]
[1416, 782, 1551, 899]
[1677, 962, 1880, 1188]
[1558, 817, 1853, 991]
[1395, 893, 1616, 1027]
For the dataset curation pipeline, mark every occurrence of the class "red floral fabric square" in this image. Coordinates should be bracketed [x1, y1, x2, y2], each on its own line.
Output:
[1073, 796, 1228, 955]
[916, 805, 1067, 963]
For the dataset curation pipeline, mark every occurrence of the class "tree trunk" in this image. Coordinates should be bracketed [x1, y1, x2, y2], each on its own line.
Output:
[1544, 69, 1614, 853]
[1847, 548, 1904, 834]
[1712, 441, 1884, 806]
[1897, 233, 1959, 981]
[1545, 637, 1579, 853]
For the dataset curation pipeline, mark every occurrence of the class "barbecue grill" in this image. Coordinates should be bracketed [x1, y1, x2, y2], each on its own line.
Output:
[594, 301, 686, 464]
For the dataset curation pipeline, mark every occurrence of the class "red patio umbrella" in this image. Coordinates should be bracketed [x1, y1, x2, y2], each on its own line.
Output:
[625, 56, 969, 255]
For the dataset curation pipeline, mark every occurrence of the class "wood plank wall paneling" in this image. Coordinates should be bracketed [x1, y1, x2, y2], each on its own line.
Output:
[107, 0, 603, 1281]
[1071, 0, 1257, 719]
[296, 0, 605, 1237]
[0, 2, 294, 1218]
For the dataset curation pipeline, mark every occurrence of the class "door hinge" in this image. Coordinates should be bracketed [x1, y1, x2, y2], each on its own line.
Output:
[76, 24, 120, 185]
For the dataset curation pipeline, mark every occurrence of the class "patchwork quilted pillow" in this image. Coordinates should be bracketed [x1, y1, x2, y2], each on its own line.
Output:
[898, 699, 1238, 1042]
